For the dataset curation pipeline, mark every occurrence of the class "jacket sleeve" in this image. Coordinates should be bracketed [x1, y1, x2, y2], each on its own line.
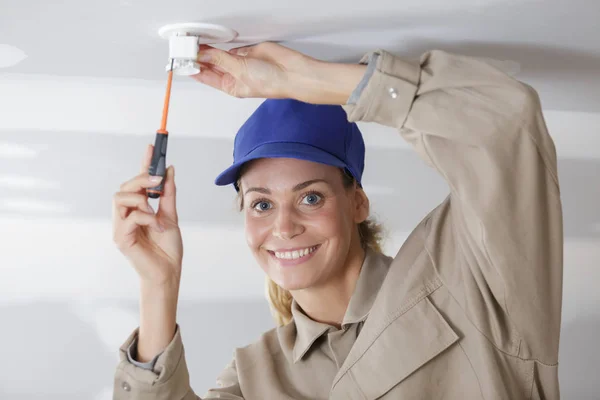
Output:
[341, 49, 563, 364]
[113, 325, 244, 400]
[126, 337, 162, 370]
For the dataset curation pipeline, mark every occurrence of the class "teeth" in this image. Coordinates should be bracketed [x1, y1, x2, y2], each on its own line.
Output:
[274, 246, 316, 260]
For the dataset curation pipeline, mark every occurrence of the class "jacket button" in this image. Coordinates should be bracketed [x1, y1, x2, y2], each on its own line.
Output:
[388, 87, 398, 98]
[122, 381, 131, 391]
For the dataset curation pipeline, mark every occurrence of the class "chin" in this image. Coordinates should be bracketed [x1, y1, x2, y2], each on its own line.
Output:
[267, 262, 318, 292]
[276, 278, 314, 292]
[266, 262, 321, 293]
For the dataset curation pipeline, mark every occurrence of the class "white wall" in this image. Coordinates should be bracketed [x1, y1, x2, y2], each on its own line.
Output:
[1, 74, 599, 399]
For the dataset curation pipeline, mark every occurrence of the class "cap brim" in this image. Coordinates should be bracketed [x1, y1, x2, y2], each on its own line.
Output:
[214, 142, 347, 186]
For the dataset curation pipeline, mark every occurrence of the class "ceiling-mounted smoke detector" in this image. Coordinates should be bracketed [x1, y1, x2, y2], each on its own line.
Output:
[158, 22, 238, 76]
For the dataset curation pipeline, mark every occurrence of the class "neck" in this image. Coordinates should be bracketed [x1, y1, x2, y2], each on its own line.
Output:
[291, 242, 366, 328]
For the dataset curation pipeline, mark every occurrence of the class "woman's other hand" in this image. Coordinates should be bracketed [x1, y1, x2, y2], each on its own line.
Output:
[112, 144, 184, 286]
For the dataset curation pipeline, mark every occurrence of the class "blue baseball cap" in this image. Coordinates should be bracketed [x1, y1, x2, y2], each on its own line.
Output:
[214, 98, 365, 189]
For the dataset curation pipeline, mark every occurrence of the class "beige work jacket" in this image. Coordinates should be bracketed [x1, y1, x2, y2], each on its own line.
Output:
[113, 48, 563, 400]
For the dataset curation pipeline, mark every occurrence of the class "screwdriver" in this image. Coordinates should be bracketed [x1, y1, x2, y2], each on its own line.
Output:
[147, 59, 175, 199]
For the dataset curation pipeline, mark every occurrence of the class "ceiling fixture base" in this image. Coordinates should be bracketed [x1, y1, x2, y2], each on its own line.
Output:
[158, 22, 238, 76]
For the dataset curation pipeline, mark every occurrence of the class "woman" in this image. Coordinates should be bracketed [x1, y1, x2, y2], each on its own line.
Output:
[112, 42, 563, 399]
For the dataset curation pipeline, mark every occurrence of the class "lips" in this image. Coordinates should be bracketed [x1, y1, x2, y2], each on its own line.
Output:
[267, 244, 321, 266]
[272, 245, 318, 260]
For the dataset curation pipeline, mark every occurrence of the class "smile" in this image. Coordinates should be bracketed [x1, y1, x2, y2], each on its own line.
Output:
[267, 245, 321, 266]
[273, 245, 318, 260]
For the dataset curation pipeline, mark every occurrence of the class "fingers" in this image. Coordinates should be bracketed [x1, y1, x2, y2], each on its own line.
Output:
[112, 145, 171, 253]
[197, 45, 243, 78]
[228, 42, 268, 57]
[228, 46, 252, 57]
[192, 64, 240, 97]
[112, 209, 163, 254]
[117, 210, 165, 244]
[198, 57, 227, 75]
[157, 165, 178, 223]
[114, 191, 154, 219]
[229, 42, 280, 61]
[140, 144, 153, 175]
[113, 173, 163, 225]
[119, 172, 163, 194]
[191, 64, 225, 90]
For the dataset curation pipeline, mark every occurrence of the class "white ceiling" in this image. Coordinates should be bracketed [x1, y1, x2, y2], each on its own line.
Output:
[1, 0, 599, 111]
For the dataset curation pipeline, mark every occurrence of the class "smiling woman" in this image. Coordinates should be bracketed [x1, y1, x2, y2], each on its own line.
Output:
[236, 161, 383, 326]
[214, 98, 381, 331]
[111, 42, 563, 400]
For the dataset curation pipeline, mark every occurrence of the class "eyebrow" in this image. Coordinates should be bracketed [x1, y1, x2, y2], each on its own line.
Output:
[244, 179, 329, 195]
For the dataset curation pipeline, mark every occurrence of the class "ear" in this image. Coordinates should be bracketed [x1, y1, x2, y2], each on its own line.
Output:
[353, 187, 370, 224]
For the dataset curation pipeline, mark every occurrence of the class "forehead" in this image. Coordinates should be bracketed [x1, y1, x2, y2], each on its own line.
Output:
[240, 158, 339, 188]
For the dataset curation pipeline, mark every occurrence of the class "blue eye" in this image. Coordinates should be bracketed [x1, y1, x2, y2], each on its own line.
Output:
[302, 193, 322, 205]
[253, 201, 272, 212]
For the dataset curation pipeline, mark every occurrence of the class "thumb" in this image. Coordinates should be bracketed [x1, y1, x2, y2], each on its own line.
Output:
[158, 165, 178, 223]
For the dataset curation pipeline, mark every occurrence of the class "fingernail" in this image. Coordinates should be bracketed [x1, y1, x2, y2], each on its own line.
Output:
[150, 175, 162, 182]
[198, 53, 211, 62]
[146, 203, 155, 214]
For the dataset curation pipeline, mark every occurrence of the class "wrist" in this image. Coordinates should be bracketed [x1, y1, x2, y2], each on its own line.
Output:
[286, 58, 367, 105]
[137, 279, 179, 362]
[139, 278, 179, 322]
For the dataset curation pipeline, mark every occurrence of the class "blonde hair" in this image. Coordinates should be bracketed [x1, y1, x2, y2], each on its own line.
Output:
[237, 168, 384, 326]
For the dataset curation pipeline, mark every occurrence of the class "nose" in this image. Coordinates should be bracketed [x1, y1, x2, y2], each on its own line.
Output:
[272, 207, 304, 240]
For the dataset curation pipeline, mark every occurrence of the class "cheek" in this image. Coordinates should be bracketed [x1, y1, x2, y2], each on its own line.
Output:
[244, 214, 270, 250]
[307, 203, 352, 240]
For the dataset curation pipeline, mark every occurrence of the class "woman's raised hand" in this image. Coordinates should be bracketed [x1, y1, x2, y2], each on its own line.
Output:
[192, 42, 315, 99]
[112, 144, 184, 285]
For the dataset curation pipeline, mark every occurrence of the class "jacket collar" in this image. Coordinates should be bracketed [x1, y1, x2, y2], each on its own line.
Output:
[291, 247, 391, 363]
